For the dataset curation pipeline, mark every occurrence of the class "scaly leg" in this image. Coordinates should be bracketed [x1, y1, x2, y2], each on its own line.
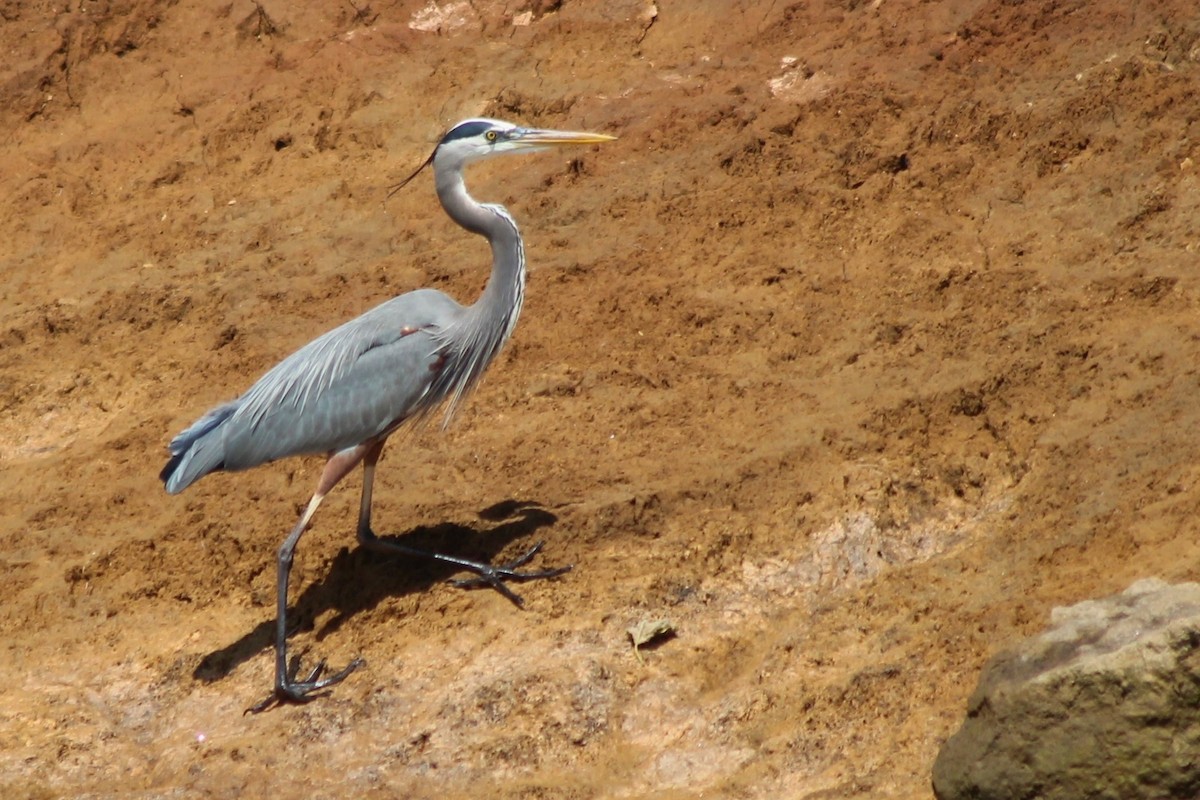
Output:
[354, 444, 571, 607]
[247, 445, 371, 713]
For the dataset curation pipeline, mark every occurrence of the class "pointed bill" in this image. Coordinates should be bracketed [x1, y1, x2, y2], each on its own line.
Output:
[513, 128, 618, 147]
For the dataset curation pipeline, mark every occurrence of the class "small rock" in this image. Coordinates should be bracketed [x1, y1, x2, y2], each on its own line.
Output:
[627, 618, 675, 663]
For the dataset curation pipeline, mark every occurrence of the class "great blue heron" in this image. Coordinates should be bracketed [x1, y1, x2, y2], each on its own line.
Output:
[161, 117, 615, 711]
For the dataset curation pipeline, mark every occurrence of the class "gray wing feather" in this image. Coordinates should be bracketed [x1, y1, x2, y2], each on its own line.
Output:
[227, 289, 462, 465]
[163, 289, 462, 493]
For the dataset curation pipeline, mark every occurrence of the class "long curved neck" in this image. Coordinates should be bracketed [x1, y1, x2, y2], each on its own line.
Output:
[429, 163, 526, 423]
[435, 167, 525, 324]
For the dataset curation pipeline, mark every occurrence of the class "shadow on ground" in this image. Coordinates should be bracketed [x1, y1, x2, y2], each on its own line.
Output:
[192, 500, 559, 683]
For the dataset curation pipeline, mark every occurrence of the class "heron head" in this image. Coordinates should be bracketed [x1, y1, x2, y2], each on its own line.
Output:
[437, 117, 616, 163]
[389, 117, 615, 197]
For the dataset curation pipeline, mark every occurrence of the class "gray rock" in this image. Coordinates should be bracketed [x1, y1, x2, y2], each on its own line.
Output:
[933, 578, 1200, 800]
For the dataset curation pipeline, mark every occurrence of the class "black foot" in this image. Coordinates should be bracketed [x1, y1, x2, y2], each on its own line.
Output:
[449, 541, 573, 607]
[245, 654, 365, 714]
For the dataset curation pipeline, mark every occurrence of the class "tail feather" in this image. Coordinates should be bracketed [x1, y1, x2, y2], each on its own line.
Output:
[161, 400, 239, 494]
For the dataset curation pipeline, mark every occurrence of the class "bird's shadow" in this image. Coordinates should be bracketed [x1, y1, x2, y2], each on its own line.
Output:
[192, 499, 558, 684]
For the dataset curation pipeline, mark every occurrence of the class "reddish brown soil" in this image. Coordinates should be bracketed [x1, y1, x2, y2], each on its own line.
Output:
[3, 1, 1200, 797]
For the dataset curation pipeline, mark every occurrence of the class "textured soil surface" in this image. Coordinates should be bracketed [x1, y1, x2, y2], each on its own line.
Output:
[2, 1, 1200, 797]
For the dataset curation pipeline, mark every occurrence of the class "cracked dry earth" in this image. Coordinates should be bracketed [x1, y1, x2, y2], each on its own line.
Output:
[2, 0, 1200, 797]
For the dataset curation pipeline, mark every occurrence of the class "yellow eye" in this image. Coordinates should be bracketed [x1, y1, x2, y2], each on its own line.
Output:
[485, 130, 498, 142]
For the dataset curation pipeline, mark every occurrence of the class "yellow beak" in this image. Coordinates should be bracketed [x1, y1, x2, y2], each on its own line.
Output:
[514, 129, 618, 147]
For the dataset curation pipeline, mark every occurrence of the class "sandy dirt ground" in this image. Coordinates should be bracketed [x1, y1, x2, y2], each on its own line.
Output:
[2, 0, 1200, 797]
